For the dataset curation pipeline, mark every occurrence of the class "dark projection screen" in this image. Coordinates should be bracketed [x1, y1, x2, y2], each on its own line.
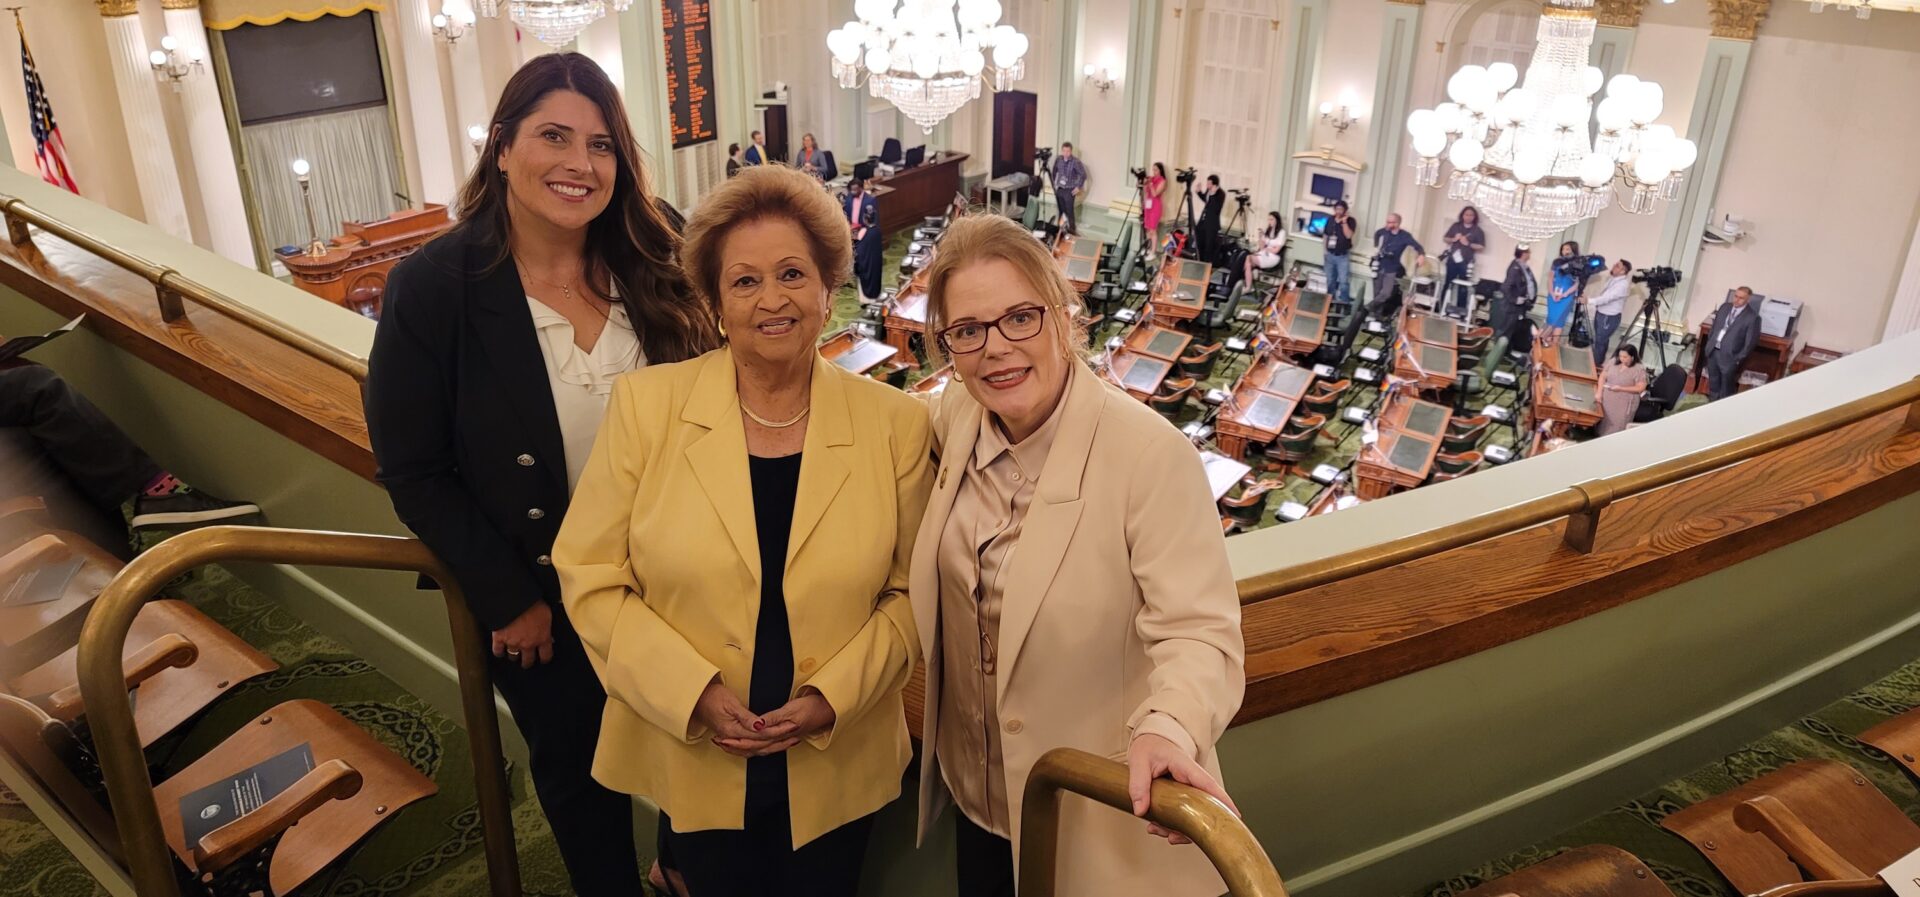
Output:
[225, 12, 387, 124]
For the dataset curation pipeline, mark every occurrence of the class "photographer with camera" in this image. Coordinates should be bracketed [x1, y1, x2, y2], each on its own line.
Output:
[1441, 206, 1486, 316]
[1589, 258, 1632, 367]
[1323, 200, 1357, 305]
[1052, 142, 1089, 236]
[1371, 212, 1425, 314]
[1194, 174, 1226, 262]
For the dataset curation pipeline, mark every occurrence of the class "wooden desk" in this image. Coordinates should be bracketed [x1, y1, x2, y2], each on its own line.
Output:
[1266, 289, 1331, 358]
[1107, 350, 1175, 400]
[1689, 319, 1793, 394]
[868, 152, 969, 236]
[1148, 258, 1210, 323]
[818, 329, 900, 376]
[1789, 345, 1846, 376]
[1056, 240, 1103, 293]
[1214, 358, 1316, 459]
[1123, 324, 1192, 362]
[908, 365, 954, 396]
[1355, 392, 1452, 499]
[281, 204, 451, 317]
[1307, 481, 1363, 518]
[883, 287, 929, 355]
[1533, 339, 1599, 384]
[1393, 337, 1457, 393]
[1530, 369, 1604, 433]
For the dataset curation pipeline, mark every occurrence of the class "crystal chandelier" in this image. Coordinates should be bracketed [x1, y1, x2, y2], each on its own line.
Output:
[827, 0, 1031, 134]
[475, 0, 629, 48]
[1808, 0, 1874, 18]
[1404, 0, 1697, 244]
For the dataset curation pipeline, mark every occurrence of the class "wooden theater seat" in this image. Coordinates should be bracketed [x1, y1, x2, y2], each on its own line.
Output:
[0, 532, 121, 679]
[1457, 843, 1894, 897]
[1856, 706, 1920, 786]
[5, 597, 277, 747]
[0, 695, 435, 896]
[1660, 759, 1920, 895]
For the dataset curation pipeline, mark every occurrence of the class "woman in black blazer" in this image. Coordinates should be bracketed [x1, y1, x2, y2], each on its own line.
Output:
[364, 54, 717, 896]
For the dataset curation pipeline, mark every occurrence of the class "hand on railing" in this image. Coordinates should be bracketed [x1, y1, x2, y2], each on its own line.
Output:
[1128, 733, 1241, 845]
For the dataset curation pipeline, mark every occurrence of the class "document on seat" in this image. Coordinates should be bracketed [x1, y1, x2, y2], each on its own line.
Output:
[1, 558, 83, 607]
[0, 314, 83, 364]
[179, 743, 317, 846]
[1878, 845, 1920, 897]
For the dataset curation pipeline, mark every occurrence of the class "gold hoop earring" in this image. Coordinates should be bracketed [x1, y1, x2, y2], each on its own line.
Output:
[951, 369, 963, 382]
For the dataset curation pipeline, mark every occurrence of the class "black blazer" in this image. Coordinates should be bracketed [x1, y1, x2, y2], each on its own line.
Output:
[1706, 301, 1762, 363]
[1503, 260, 1537, 308]
[1200, 189, 1225, 227]
[364, 226, 578, 631]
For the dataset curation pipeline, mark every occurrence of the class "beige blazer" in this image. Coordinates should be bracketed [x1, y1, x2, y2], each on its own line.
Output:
[555, 348, 931, 846]
[911, 363, 1245, 896]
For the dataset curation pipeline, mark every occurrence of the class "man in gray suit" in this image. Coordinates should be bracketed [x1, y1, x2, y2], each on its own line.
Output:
[1703, 285, 1762, 401]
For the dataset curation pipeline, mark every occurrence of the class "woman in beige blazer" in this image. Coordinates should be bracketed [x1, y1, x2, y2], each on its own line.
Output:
[911, 214, 1245, 896]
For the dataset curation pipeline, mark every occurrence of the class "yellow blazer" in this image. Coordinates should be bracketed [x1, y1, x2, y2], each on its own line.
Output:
[912, 363, 1245, 896]
[554, 348, 931, 846]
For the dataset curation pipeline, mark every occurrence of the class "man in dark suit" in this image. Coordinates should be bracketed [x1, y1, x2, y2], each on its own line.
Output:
[1493, 245, 1537, 343]
[1193, 174, 1226, 263]
[1703, 285, 1762, 401]
[742, 130, 768, 165]
[845, 178, 883, 302]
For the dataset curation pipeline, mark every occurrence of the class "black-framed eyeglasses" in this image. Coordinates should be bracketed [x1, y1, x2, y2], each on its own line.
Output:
[936, 305, 1048, 355]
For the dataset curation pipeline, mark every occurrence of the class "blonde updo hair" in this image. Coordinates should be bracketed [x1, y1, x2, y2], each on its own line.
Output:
[924, 215, 1088, 366]
[680, 165, 853, 335]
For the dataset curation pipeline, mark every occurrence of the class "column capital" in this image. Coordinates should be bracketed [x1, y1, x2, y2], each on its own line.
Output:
[1707, 0, 1770, 39]
[160, 0, 200, 9]
[96, 0, 139, 17]
[1594, 0, 1648, 27]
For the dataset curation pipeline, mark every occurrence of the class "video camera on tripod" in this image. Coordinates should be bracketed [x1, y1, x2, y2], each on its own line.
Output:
[1034, 146, 1054, 165]
[1553, 253, 1608, 281]
[1130, 166, 1148, 183]
[1175, 166, 1198, 184]
[1632, 265, 1683, 291]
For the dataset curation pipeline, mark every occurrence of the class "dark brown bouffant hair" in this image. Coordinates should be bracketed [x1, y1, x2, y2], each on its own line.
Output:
[679, 165, 853, 335]
[450, 52, 718, 363]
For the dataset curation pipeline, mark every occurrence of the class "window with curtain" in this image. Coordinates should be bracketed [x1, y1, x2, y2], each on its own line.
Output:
[222, 11, 405, 255]
[1179, 0, 1278, 219]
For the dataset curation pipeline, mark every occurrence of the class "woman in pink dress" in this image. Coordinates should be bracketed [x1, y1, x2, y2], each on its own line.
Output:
[1598, 344, 1649, 436]
[1143, 162, 1167, 248]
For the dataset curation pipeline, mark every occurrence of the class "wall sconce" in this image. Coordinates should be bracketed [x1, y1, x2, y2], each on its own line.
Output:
[1319, 91, 1360, 135]
[1082, 63, 1117, 95]
[148, 35, 203, 91]
[291, 158, 328, 258]
[467, 124, 488, 152]
[432, 5, 475, 44]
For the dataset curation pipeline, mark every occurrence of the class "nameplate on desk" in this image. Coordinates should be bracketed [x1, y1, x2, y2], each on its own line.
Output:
[2, 558, 84, 607]
[1878, 846, 1920, 897]
[179, 743, 317, 847]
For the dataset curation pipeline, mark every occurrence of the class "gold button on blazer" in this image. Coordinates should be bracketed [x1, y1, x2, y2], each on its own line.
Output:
[554, 348, 932, 846]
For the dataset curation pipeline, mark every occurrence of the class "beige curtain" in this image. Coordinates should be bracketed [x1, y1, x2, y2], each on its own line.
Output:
[242, 105, 406, 254]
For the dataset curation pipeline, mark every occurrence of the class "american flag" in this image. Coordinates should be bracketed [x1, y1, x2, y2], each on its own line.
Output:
[17, 16, 76, 193]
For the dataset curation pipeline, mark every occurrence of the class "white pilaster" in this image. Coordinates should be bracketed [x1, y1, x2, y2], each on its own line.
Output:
[100, 11, 193, 242]
[447, 13, 491, 176]
[160, 5, 253, 265]
[394, 0, 460, 205]
[1883, 213, 1920, 342]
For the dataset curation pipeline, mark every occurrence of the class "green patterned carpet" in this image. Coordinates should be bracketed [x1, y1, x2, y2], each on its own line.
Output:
[1405, 655, 1920, 897]
[0, 555, 589, 897]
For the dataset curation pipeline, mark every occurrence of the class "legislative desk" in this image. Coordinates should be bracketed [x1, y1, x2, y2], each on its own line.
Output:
[1054, 236, 1103, 293]
[1214, 357, 1317, 460]
[867, 151, 968, 236]
[1148, 257, 1211, 323]
[907, 365, 953, 396]
[1529, 339, 1604, 434]
[817, 329, 899, 376]
[1266, 289, 1331, 358]
[1688, 317, 1794, 394]
[1122, 323, 1192, 363]
[1391, 309, 1459, 394]
[1106, 350, 1176, 400]
[1306, 480, 1364, 517]
[1354, 390, 1454, 499]
[281, 204, 451, 317]
[884, 284, 929, 355]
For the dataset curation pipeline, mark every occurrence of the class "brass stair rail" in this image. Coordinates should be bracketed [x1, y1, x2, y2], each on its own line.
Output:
[0, 194, 369, 383]
[75, 526, 517, 897]
[1240, 374, 1920, 603]
[1019, 748, 1288, 897]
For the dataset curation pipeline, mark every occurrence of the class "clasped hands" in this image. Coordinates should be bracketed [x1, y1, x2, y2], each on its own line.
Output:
[695, 679, 836, 758]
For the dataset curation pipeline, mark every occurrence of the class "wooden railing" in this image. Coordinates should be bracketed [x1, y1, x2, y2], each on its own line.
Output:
[1238, 376, 1920, 604]
[0, 194, 368, 383]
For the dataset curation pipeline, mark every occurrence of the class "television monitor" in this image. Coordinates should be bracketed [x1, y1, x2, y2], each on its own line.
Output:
[1305, 211, 1332, 236]
[1310, 173, 1345, 205]
[903, 144, 926, 168]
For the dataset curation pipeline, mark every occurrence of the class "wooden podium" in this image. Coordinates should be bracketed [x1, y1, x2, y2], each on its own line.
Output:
[282, 205, 452, 318]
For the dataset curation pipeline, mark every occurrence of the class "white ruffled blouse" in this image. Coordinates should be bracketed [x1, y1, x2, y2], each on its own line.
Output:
[526, 295, 645, 494]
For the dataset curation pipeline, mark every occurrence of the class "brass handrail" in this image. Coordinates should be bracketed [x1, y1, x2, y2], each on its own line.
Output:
[1239, 374, 1920, 603]
[74, 526, 518, 897]
[0, 195, 369, 383]
[1019, 748, 1289, 897]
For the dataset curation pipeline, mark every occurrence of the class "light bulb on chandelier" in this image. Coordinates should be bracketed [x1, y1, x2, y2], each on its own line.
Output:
[1405, 0, 1699, 243]
[827, 1, 1030, 133]
[471, 0, 631, 49]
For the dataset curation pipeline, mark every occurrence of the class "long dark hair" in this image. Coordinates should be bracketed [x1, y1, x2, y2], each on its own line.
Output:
[1458, 205, 1479, 227]
[1152, 162, 1167, 180]
[1264, 211, 1282, 240]
[451, 53, 718, 364]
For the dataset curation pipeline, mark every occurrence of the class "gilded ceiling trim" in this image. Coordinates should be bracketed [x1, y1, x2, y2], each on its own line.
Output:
[96, 0, 140, 17]
[1707, 0, 1770, 39]
[1594, 0, 1650, 27]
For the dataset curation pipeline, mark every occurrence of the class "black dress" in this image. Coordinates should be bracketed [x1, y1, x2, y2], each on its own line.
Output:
[660, 452, 876, 897]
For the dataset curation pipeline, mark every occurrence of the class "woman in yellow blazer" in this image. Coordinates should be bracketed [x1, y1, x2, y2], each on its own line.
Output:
[912, 214, 1245, 897]
[554, 165, 931, 897]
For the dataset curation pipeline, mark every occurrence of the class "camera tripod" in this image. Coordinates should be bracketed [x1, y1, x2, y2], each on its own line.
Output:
[1223, 194, 1252, 241]
[1617, 284, 1674, 368]
[1124, 172, 1154, 268]
[1174, 175, 1198, 233]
